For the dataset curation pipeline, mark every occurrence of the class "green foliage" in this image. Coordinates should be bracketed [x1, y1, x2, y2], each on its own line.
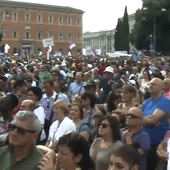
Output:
[132, 0, 170, 52]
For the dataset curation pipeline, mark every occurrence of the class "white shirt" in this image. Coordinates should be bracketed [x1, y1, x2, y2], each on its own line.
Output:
[48, 117, 76, 144]
[34, 105, 45, 125]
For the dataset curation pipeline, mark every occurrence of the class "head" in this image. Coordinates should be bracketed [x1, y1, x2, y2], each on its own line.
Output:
[103, 66, 113, 81]
[25, 77, 33, 88]
[148, 78, 163, 95]
[20, 99, 35, 112]
[57, 131, 95, 170]
[53, 99, 69, 120]
[54, 81, 60, 93]
[163, 78, 170, 91]
[52, 71, 60, 82]
[71, 94, 82, 104]
[69, 103, 84, 120]
[142, 69, 151, 80]
[81, 92, 96, 109]
[121, 84, 136, 102]
[8, 111, 41, 148]
[126, 107, 143, 128]
[75, 72, 83, 84]
[84, 81, 97, 95]
[132, 67, 138, 74]
[43, 79, 54, 95]
[27, 87, 42, 102]
[13, 79, 27, 94]
[98, 115, 121, 142]
[108, 144, 140, 170]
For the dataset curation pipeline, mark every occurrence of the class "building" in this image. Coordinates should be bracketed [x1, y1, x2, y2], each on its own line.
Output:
[83, 29, 115, 55]
[0, 0, 84, 56]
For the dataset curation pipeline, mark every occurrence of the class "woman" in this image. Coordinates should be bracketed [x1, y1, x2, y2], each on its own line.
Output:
[112, 84, 138, 127]
[38, 131, 95, 170]
[46, 99, 76, 148]
[70, 103, 90, 141]
[108, 143, 140, 170]
[90, 115, 123, 170]
[27, 86, 46, 143]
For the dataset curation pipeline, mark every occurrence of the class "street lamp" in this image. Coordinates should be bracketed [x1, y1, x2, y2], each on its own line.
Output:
[143, 7, 166, 57]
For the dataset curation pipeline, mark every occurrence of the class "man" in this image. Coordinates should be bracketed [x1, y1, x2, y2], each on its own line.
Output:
[141, 78, 170, 170]
[0, 111, 43, 170]
[163, 78, 170, 99]
[122, 107, 150, 170]
[84, 80, 97, 95]
[20, 99, 35, 112]
[68, 72, 86, 101]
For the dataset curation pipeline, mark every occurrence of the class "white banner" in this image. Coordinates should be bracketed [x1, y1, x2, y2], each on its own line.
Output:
[42, 37, 54, 47]
[4, 44, 10, 53]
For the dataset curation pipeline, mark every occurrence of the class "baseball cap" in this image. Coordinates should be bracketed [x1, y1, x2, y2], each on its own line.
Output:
[104, 66, 113, 74]
[83, 80, 96, 89]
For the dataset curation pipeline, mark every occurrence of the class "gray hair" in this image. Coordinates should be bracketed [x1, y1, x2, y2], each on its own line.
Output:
[15, 111, 41, 134]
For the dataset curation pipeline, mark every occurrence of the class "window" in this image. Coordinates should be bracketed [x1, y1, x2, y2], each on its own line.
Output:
[25, 31, 30, 39]
[13, 48, 17, 54]
[67, 33, 72, 41]
[13, 30, 18, 39]
[0, 12, 4, 20]
[48, 32, 53, 38]
[58, 33, 63, 41]
[25, 13, 30, 21]
[49, 15, 53, 23]
[13, 12, 17, 21]
[67, 17, 71, 24]
[37, 32, 41, 40]
[59, 16, 63, 24]
[77, 34, 81, 41]
[77, 18, 80, 25]
[37, 14, 42, 23]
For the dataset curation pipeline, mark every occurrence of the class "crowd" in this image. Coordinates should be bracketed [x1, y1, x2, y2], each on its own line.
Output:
[0, 53, 170, 170]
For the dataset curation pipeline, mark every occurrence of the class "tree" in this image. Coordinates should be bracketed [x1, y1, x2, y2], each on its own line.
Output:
[115, 19, 123, 51]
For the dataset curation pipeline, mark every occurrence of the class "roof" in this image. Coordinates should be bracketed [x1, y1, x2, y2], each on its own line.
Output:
[0, 0, 84, 14]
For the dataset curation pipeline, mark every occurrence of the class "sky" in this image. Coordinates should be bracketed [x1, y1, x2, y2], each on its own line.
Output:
[12, 0, 143, 33]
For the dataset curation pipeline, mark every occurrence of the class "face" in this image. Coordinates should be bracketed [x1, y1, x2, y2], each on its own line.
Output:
[108, 155, 130, 170]
[8, 118, 36, 148]
[98, 119, 112, 137]
[53, 102, 64, 119]
[52, 73, 60, 81]
[57, 144, 80, 170]
[54, 82, 60, 93]
[143, 71, 149, 79]
[81, 96, 90, 107]
[27, 91, 37, 102]
[75, 72, 82, 83]
[103, 72, 112, 80]
[121, 89, 133, 102]
[20, 101, 31, 111]
[43, 82, 53, 95]
[163, 80, 170, 91]
[148, 79, 162, 94]
[11, 80, 16, 89]
[70, 105, 81, 120]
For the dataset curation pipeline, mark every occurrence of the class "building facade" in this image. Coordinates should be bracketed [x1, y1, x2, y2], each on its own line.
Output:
[83, 30, 115, 55]
[0, 0, 84, 55]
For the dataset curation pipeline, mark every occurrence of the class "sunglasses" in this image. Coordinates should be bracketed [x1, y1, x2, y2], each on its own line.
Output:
[126, 113, 142, 119]
[98, 123, 110, 128]
[8, 123, 36, 135]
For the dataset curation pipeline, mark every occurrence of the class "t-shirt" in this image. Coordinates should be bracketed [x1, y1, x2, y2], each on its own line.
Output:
[76, 122, 89, 133]
[48, 117, 76, 144]
[141, 95, 170, 145]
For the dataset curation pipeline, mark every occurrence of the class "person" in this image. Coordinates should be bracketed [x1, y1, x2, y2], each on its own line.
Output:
[163, 78, 170, 99]
[0, 111, 43, 170]
[20, 99, 35, 111]
[46, 99, 76, 149]
[121, 107, 150, 170]
[90, 115, 123, 170]
[68, 72, 86, 101]
[38, 131, 95, 170]
[141, 78, 170, 170]
[108, 143, 141, 170]
[113, 84, 138, 127]
[69, 103, 90, 141]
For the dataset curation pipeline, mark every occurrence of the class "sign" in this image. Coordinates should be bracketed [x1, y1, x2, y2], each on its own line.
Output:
[22, 41, 31, 50]
[42, 37, 54, 47]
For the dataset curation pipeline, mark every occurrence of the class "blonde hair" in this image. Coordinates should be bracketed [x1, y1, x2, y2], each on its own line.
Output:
[53, 99, 69, 116]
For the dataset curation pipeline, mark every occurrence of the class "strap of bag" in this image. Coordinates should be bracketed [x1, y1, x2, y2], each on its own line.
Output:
[78, 82, 83, 95]
[49, 93, 59, 123]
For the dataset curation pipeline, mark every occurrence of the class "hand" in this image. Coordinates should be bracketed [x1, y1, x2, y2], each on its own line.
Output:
[156, 143, 168, 161]
[154, 121, 161, 127]
[122, 129, 133, 145]
[38, 154, 58, 170]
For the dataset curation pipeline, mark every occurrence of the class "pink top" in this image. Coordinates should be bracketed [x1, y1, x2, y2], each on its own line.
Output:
[165, 90, 170, 100]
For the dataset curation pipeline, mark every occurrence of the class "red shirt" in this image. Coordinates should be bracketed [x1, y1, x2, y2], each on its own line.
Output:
[98, 66, 105, 76]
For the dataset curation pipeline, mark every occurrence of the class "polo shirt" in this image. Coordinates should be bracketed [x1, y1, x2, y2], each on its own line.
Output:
[0, 145, 43, 170]
[141, 95, 170, 145]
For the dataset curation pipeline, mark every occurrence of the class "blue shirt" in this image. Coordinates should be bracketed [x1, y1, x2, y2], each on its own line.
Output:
[141, 95, 170, 145]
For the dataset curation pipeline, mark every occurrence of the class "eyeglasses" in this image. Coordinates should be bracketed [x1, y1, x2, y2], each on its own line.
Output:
[98, 123, 110, 128]
[8, 123, 36, 135]
[126, 113, 142, 119]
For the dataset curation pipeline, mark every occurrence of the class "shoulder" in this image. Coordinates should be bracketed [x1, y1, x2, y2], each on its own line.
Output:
[0, 146, 9, 154]
[50, 120, 59, 129]
[91, 137, 102, 148]
[62, 117, 75, 127]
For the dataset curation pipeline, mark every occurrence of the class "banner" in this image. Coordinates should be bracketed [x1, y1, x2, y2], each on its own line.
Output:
[4, 44, 10, 53]
[69, 42, 76, 50]
[42, 37, 54, 47]
[22, 41, 31, 50]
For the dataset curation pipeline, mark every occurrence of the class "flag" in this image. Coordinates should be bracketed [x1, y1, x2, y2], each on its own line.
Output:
[69, 42, 76, 50]
[4, 44, 10, 53]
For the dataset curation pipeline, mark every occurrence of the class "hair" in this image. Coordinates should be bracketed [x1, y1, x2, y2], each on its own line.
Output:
[25, 76, 33, 83]
[54, 99, 69, 116]
[27, 87, 43, 101]
[100, 115, 121, 142]
[58, 131, 95, 170]
[143, 69, 151, 80]
[13, 79, 26, 89]
[43, 78, 54, 87]
[81, 92, 96, 108]
[122, 84, 136, 97]
[112, 142, 140, 169]
[70, 103, 84, 120]
[15, 110, 41, 134]
[8, 94, 19, 109]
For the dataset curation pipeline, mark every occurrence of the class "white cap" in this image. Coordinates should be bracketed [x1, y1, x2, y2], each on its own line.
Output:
[104, 66, 113, 74]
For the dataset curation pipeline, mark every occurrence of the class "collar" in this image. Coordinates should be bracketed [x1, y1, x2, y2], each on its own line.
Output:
[43, 91, 57, 99]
